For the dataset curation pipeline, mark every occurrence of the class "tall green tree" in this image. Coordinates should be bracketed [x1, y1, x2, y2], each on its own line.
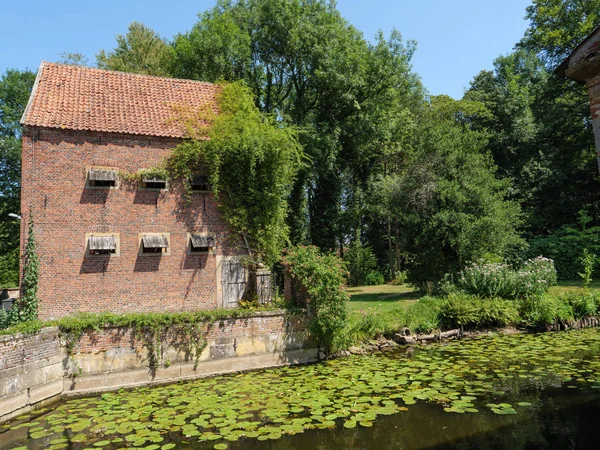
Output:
[0, 69, 36, 287]
[171, 0, 423, 252]
[379, 97, 522, 284]
[519, 0, 600, 67]
[465, 2, 600, 235]
[97, 22, 175, 76]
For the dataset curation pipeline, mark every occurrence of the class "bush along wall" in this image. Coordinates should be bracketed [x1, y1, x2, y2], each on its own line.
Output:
[282, 245, 349, 356]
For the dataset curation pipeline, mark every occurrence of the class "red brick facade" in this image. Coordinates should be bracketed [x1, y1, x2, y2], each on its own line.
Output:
[587, 75, 600, 121]
[20, 127, 246, 320]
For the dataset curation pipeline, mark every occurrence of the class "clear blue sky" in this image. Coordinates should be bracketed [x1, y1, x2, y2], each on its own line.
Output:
[1, 0, 531, 99]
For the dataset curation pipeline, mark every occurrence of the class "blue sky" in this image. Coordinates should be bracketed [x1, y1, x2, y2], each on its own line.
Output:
[1, 0, 531, 99]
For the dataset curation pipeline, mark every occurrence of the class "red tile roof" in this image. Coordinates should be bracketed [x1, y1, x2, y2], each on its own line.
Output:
[21, 62, 220, 138]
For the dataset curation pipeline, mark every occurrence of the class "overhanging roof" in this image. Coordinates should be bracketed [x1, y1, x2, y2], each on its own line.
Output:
[556, 25, 600, 81]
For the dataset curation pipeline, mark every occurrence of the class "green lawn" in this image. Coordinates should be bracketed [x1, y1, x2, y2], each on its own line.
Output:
[548, 280, 600, 296]
[348, 280, 600, 315]
[347, 284, 422, 313]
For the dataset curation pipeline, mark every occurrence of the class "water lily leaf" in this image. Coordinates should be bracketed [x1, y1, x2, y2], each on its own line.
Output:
[343, 420, 357, 429]
[30, 430, 51, 439]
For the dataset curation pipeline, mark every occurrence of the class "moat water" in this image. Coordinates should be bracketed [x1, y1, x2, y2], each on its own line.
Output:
[3, 328, 600, 449]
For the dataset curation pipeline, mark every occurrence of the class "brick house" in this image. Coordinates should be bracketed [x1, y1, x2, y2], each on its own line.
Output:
[19, 62, 249, 320]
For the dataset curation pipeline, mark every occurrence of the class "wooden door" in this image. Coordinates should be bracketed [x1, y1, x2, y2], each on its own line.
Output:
[222, 260, 246, 308]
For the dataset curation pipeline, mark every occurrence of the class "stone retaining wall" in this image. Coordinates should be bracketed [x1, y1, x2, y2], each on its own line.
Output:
[0, 311, 313, 423]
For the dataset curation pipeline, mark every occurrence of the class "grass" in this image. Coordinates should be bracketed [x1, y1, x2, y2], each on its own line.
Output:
[347, 284, 423, 314]
[549, 280, 600, 296]
[348, 280, 600, 315]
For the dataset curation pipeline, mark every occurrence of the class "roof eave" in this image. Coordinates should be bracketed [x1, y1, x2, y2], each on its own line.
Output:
[20, 61, 45, 125]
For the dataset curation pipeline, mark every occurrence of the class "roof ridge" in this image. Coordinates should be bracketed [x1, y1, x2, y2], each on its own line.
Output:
[42, 61, 218, 87]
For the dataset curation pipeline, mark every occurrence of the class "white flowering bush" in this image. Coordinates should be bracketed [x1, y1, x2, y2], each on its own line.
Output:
[450, 256, 557, 299]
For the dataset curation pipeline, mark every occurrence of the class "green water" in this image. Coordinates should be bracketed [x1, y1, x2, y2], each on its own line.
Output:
[3, 329, 600, 450]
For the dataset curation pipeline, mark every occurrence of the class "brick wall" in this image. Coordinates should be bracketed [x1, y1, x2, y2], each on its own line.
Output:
[0, 327, 61, 371]
[587, 75, 600, 121]
[0, 327, 65, 423]
[20, 127, 247, 320]
[71, 311, 307, 355]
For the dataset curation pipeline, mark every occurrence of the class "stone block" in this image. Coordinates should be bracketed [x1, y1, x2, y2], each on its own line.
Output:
[154, 365, 181, 381]
[209, 344, 236, 360]
[0, 374, 21, 397]
[0, 392, 28, 418]
[20, 367, 46, 390]
[43, 362, 65, 382]
[28, 379, 63, 404]
[236, 337, 266, 356]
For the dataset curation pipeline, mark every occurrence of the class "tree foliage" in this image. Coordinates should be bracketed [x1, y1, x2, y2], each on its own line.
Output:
[171, 0, 423, 252]
[519, 0, 600, 67]
[97, 22, 174, 76]
[167, 81, 303, 265]
[0, 69, 35, 287]
[281, 245, 349, 354]
[380, 97, 522, 284]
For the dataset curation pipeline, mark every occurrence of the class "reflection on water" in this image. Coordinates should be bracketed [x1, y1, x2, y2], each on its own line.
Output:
[218, 388, 600, 450]
[3, 328, 600, 450]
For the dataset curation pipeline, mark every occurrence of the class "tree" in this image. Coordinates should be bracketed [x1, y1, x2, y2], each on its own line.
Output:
[172, 0, 423, 253]
[97, 22, 175, 76]
[464, 3, 600, 236]
[167, 82, 303, 266]
[381, 97, 522, 284]
[519, 0, 600, 67]
[58, 52, 90, 67]
[0, 69, 36, 287]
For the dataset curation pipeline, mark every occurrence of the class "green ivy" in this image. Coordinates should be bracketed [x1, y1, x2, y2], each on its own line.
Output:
[7, 210, 39, 325]
[282, 245, 349, 355]
[167, 81, 303, 266]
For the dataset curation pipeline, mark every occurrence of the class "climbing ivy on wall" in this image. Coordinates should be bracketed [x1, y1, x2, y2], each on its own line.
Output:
[9, 210, 39, 324]
[282, 245, 349, 355]
[167, 81, 304, 266]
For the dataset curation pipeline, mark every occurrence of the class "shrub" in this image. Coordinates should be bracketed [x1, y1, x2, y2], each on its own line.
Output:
[519, 295, 573, 329]
[436, 293, 520, 329]
[579, 248, 595, 288]
[345, 242, 378, 286]
[0, 308, 8, 330]
[365, 271, 385, 286]
[282, 245, 349, 355]
[477, 298, 521, 327]
[436, 293, 479, 329]
[559, 291, 600, 320]
[389, 271, 408, 285]
[449, 256, 557, 299]
[527, 216, 600, 280]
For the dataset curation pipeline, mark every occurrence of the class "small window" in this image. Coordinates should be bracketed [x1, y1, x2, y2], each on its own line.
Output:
[189, 234, 215, 253]
[141, 177, 167, 190]
[88, 234, 118, 256]
[190, 175, 211, 191]
[88, 169, 117, 188]
[141, 234, 169, 254]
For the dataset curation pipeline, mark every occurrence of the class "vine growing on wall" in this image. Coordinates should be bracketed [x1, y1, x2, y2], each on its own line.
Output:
[282, 245, 349, 356]
[8, 209, 39, 325]
[166, 81, 304, 266]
